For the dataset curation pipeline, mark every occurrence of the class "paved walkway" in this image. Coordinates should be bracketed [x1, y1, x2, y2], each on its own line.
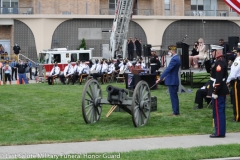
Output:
[0, 133, 239, 159]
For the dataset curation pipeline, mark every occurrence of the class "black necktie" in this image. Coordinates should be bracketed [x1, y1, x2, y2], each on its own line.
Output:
[100, 65, 102, 74]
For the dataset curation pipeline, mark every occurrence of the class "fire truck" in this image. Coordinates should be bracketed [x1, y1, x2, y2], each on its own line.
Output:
[38, 48, 92, 75]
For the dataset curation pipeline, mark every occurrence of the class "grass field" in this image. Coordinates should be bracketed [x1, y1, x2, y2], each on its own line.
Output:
[22, 144, 240, 160]
[0, 80, 239, 146]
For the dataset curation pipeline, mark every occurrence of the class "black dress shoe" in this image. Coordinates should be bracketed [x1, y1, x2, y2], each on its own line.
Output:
[232, 118, 240, 122]
[194, 106, 203, 110]
[209, 134, 225, 138]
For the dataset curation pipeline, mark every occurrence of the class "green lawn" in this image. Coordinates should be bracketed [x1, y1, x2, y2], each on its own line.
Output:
[23, 144, 240, 160]
[0, 81, 238, 146]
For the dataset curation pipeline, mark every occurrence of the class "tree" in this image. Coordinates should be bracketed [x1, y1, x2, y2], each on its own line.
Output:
[77, 38, 86, 50]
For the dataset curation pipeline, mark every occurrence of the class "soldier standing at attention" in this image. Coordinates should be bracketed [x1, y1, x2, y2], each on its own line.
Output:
[150, 49, 160, 74]
[226, 48, 240, 122]
[209, 45, 229, 138]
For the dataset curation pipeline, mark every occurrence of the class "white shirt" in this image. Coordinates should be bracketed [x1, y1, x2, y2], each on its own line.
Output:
[73, 65, 79, 73]
[127, 61, 132, 67]
[120, 64, 128, 72]
[79, 63, 90, 74]
[108, 63, 115, 74]
[96, 63, 108, 73]
[63, 64, 74, 76]
[50, 66, 60, 76]
[227, 56, 240, 83]
[3, 65, 11, 74]
[91, 63, 98, 71]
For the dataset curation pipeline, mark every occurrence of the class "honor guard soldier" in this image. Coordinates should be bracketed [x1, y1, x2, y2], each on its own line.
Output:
[209, 45, 229, 138]
[48, 62, 60, 85]
[150, 49, 160, 74]
[226, 48, 240, 122]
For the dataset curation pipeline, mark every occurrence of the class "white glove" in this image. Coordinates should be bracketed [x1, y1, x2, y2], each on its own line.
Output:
[212, 94, 218, 99]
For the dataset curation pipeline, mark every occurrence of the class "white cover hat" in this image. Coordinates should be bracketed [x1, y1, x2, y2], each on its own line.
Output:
[211, 45, 224, 50]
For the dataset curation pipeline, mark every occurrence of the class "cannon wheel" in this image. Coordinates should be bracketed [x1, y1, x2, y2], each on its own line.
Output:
[132, 80, 151, 127]
[82, 79, 102, 124]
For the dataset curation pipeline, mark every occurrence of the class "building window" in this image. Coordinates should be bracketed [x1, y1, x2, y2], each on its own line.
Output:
[191, 0, 203, 11]
[109, 0, 116, 9]
[109, 0, 138, 15]
[165, 0, 170, 10]
[1, 0, 18, 7]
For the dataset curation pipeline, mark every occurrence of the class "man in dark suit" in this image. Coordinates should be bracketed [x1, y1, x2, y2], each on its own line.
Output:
[156, 45, 181, 116]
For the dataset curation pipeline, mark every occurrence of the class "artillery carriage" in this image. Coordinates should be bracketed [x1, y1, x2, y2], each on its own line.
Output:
[81, 79, 152, 127]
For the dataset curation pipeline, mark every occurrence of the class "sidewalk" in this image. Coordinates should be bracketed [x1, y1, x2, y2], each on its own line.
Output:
[0, 133, 239, 159]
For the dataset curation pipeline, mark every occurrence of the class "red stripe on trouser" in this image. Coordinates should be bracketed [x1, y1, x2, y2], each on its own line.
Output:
[215, 99, 220, 135]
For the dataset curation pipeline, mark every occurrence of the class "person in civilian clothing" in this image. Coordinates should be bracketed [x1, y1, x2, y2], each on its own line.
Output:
[16, 59, 29, 84]
[156, 45, 181, 116]
[26, 59, 33, 80]
[2, 61, 12, 85]
[10, 59, 17, 80]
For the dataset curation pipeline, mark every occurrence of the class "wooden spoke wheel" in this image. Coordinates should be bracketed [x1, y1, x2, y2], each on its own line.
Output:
[82, 79, 102, 124]
[131, 80, 151, 127]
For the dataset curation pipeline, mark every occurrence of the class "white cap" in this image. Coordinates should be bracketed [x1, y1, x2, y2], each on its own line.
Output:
[211, 45, 224, 50]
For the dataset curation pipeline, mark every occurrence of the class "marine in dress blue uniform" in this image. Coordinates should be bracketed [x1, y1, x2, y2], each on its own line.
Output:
[209, 45, 229, 138]
[157, 45, 181, 116]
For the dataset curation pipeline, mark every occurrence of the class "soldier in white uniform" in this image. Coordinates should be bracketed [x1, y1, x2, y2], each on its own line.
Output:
[48, 62, 60, 85]
[60, 60, 74, 85]
[226, 48, 240, 122]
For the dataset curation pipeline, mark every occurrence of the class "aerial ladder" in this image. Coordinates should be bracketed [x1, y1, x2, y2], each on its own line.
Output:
[110, 0, 136, 59]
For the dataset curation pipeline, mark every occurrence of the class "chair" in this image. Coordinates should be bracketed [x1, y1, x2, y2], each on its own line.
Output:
[23, 8, 32, 14]
[79, 73, 89, 84]
[192, 11, 198, 16]
[107, 72, 114, 83]
[116, 70, 125, 83]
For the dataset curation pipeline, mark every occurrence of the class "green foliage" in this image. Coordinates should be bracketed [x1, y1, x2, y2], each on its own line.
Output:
[77, 38, 86, 50]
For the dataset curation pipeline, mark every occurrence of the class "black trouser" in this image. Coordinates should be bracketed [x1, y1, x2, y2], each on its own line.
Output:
[93, 73, 104, 83]
[136, 48, 142, 58]
[72, 73, 79, 85]
[60, 74, 72, 84]
[48, 75, 58, 85]
[29, 67, 32, 79]
[5, 73, 11, 82]
[194, 89, 211, 108]
[0, 68, 2, 81]
[12, 68, 17, 80]
[128, 48, 134, 61]
[232, 80, 240, 122]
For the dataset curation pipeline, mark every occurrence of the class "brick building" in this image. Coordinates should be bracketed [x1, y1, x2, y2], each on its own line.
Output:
[0, 0, 239, 61]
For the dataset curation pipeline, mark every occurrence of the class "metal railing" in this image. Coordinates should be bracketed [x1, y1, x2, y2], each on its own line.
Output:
[0, 7, 33, 14]
[100, 8, 154, 16]
[184, 10, 230, 17]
